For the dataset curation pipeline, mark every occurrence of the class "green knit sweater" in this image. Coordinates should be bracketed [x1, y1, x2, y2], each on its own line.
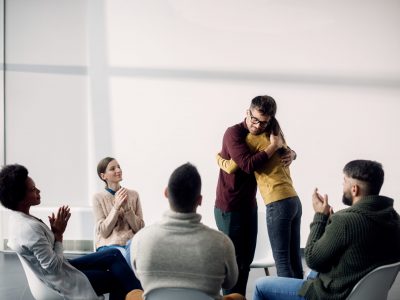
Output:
[299, 195, 400, 300]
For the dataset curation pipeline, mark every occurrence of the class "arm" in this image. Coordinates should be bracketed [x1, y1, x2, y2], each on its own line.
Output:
[124, 191, 145, 233]
[216, 153, 239, 174]
[305, 189, 347, 272]
[305, 213, 348, 272]
[29, 224, 65, 272]
[92, 193, 120, 238]
[28, 206, 70, 272]
[48, 205, 70, 242]
[223, 126, 281, 174]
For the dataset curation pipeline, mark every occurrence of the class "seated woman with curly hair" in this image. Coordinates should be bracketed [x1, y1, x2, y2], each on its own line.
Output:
[0, 164, 143, 300]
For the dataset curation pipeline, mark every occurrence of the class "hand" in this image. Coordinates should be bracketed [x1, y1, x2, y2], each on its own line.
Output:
[281, 149, 296, 167]
[114, 187, 128, 210]
[312, 188, 332, 216]
[48, 205, 71, 242]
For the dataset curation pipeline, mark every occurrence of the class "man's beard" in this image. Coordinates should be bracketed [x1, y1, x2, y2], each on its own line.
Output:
[342, 193, 353, 206]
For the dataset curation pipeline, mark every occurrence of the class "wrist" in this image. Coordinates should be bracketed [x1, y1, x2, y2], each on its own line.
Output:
[54, 234, 63, 242]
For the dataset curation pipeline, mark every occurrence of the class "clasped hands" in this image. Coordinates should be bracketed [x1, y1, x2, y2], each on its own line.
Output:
[114, 187, 128, 211]
[48, 205, 71, 242]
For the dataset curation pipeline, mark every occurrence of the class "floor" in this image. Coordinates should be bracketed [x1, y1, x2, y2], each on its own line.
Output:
[0, 251, 399, 300]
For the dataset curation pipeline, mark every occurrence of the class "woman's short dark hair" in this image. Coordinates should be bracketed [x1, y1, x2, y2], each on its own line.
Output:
[0, 164, 29, 210]
[343, 160, 384, 195]
[97, 157, 115, 186]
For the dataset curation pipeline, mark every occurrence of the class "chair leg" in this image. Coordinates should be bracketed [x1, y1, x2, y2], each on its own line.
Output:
[264, 267, 270, 276]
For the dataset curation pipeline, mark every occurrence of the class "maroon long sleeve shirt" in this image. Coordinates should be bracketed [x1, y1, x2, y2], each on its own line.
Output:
[215, 121, 269, 212]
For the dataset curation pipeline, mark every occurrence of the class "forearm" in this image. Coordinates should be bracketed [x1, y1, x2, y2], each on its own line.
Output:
[305, 213, 345, 271]
[125, 210, 145, 233]
[224, 126, 269, 174]
[96, 207, 119, 238]
[32, 234, 64, 272]
[216, 153, 239, 174]
[263, 142, 281, 158]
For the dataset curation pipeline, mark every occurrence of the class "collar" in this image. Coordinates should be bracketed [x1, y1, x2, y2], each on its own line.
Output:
[105, 187, 116, 196]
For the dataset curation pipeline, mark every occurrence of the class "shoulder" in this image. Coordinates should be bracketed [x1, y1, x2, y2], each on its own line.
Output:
[9, 212, 47, 239]
[246, 132, 268, 144]
[200, 224, 235, 247]
[93, 190, 108, 199]
[93, 190, 111, 203]
[126, 189, 139, 199]
[224, 122, 248, 144]
[226, 122, 246, 136]
[329, 209, 360, 226]
[131, 223, 159, 242]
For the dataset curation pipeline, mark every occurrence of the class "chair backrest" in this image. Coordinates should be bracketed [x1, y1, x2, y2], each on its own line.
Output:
[346, 261, 400, 300]
[17, 254, 64, 300]
[145, 288, 214, 300]
[250, 210, 275, 269]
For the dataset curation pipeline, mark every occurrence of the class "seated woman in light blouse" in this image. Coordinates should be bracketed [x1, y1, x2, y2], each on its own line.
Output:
[0, 164, 142, 300]
[93, 157, 145, 268]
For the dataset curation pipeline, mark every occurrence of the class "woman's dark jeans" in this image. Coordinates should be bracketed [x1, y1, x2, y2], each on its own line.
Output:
[266, 196, 303, 279]
[69, 248, 141, 300]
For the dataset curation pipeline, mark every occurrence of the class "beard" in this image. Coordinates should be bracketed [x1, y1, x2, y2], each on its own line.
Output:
[342, 193, 353, 206]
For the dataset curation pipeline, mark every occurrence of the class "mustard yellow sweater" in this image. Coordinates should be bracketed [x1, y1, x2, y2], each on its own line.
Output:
[217, 133, 297, 205]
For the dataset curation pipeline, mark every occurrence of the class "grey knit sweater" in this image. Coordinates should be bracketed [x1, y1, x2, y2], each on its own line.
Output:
[299, 195, 400, 300]
[130, 210, 238, 300]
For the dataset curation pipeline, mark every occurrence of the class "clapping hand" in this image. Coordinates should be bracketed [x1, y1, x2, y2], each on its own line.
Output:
[312, 188, 332, 216]
[48, 205, 71, 242]
[114, 187, 128, 210]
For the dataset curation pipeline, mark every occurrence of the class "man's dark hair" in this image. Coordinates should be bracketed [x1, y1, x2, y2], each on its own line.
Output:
[0, 164, 29, 210]
[250, 95, 284, 138]
[343, 160, 384, 195]
[167, 162, 202, 213]
[250, 95, 277, 117]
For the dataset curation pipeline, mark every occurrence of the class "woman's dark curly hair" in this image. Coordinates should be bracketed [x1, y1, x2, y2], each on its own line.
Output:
[0, 164, 29, 210]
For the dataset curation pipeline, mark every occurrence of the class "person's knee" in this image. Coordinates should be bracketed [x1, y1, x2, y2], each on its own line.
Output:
[105, 247, 124, 259]
[254, 277, 270, 297]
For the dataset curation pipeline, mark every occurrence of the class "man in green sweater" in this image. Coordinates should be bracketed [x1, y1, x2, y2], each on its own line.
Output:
[253, 159, 400, 300]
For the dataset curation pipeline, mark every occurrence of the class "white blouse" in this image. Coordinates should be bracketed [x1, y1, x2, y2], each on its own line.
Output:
[7, 210, 101, 300]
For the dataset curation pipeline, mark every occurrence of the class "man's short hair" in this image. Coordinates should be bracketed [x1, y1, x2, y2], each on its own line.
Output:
[343, 160, 384, 195]
[167, 162, 201, 213]
[250, 95, 277, 117]
[0, 164, 29, 210]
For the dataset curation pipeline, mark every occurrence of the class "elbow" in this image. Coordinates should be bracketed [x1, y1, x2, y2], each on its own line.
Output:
[98, 226, 112, 238]
[42, 257, 63, 273]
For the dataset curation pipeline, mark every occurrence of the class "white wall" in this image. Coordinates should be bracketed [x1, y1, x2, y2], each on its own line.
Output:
[3, 0, 400, 247]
